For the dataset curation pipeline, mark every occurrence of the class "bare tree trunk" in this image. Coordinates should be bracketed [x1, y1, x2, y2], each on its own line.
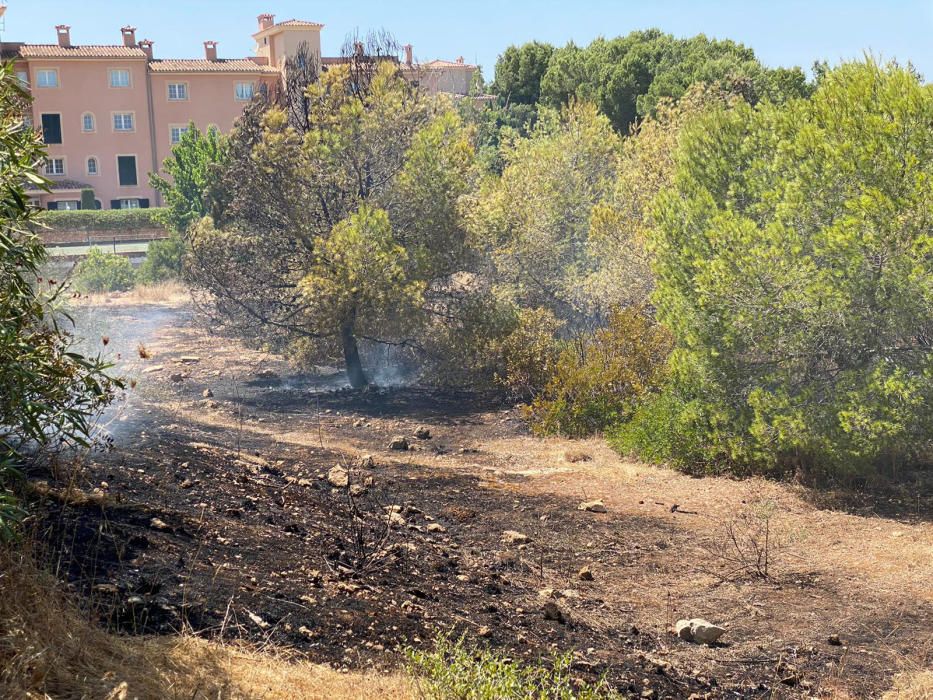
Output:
[341, 320, 368, 389]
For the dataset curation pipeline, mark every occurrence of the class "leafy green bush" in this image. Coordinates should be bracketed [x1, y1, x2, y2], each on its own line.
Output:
[71, 247, 135, 292]
[136, 233, 186, 284]
[645, 59, 933, 477]
[522, 308, 672, 438]
[406, 633, 620, 699]
[0, 64, 119, 540]
[496, 307, 564, 400]
[40, 208, 166, 232]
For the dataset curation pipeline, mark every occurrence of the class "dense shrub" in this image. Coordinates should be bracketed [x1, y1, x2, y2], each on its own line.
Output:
[407, 633, 620, 699]
[522, 308, 672, 438]
[0, 65, 118, 539]
[643, 60, 933, 477]
[136, 233, 185, 284]
[40, 207, 166, 232]
[71, 247, 135, 293]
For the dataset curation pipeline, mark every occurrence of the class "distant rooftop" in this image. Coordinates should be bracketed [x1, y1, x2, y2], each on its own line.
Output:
[149, 59, 279, 74]
[18, 44, 147, 59]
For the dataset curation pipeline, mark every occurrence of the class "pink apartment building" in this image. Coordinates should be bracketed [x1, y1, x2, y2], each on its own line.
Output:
[4, 13, 477, 210]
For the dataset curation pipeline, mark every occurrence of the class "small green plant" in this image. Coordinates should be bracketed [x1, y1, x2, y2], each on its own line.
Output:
[71, 247, 135, 293]
[406, 632, 620, 699]
[136, 233, 185, 284]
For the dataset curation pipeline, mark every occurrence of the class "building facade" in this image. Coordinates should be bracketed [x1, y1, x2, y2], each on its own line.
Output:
[7, 14, 477, 210]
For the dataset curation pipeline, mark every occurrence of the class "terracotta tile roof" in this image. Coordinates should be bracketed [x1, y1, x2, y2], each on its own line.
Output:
[25, 178, 92, 192]
[274, 19, 324, 28]
[148, 59, 279, 74]
[19, 44, 147, 59]
[421, 59, 475, 69]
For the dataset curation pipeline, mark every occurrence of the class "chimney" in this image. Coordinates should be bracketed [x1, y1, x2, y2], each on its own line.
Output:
[121, 26, 136, 47]
[404, 44, 413, 66]
[204, 40, 218, 61]
[456, 56, 464, 65]
[257, 13, 274, 31]
[55, 24, 71, 48]
[139, 39, 153, 60]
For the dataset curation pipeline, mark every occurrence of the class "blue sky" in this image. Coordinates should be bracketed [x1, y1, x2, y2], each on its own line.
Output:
[5, 1, 933, 81]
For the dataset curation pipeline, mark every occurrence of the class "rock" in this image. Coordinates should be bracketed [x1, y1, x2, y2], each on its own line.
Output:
[578, 566, 594, 581]
[388, 511, 407, 528]
[247, 610, 270, 629]
[202, 388, 214, 398]
[93, 583, 120, 595]
[202, 399, 219, 409]
[563, 450, 592, 463]
[542, 600, 566, 624]
[349, 484, 367, 497]
[426, 523, 447, 533]
[828, 634, 843, 646]
[169, 373, 185, 383]
[501, 530, 531, 545]
[538, 587, 556, 599]
[179, 356, 201, 364]
[141, 365, 164, 374]
[675, 618, 726, 644]
[578, 500, 607, 513]
[413, 426, 432, 440]
[256, 369, 278, 379]
[327, 466, 349, 488]
[149, 517, 170, 531]
[477, 625, 492, 638]
[388, 436, 410, 451]
[357, 454, 375, 469]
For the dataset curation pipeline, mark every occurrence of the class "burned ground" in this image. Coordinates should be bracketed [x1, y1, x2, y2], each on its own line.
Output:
[24, 301, 933, 699]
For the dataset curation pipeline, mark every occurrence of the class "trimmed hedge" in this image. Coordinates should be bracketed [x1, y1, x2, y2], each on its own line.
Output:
[39, 208, 167, 232]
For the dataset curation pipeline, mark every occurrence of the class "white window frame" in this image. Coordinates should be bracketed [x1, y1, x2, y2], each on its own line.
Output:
[36, 69, 59, 88]
[169, 124, 189, 145]
[112, 112, 135, 132]
[44, 157, 66, 176]
[235, 81, 254, 101]
[167, 82, 189, 101]
[119, 198, 141, 209]
[55, 200, 80, 211]
[86, 156, 99, 176]
[109, 68, 131, 88]
[81, 112, 95, 133]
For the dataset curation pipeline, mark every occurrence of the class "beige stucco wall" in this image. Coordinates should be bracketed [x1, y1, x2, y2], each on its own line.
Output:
[269, 29, 321, 68]
[420, 67, 474, 96]
[27, 57, 156, 207]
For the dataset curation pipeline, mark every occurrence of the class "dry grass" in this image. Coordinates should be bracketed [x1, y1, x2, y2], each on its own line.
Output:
[73, 280, 189, 307]
[882, 670, 933, 699]
[0, 547, 415, 700]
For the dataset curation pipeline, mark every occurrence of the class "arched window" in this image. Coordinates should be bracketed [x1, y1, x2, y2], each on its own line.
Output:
[81, 112, 95, 132]
[86, 157, 98, 175]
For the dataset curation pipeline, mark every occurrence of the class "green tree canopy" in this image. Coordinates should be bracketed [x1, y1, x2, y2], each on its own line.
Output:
[649, 59, 933, 475]
[490, 41, 555, 105]
[187, 62, 477, 387]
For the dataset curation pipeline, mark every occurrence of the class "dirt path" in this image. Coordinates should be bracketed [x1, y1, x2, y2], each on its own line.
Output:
[31, 302, 933, 699]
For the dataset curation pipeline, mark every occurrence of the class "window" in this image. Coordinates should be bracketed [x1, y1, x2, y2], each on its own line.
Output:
[44, 158, 65, 175]
[23, 113, 33, 129]
[235, 82, 254, 101]
[36, 69, 58, 88]
[55, 200, 80, 211]
[117, 155, 137, 186]
[113, 112, 134, 132]
[16, 70, 28, 86]
[119, 198, 140, 209]
[87, 157, 98, 175]
[169, 124, 189, 145]
[167, 82, 188, 100]
[40, 114, 62, 144]
[109, 69, 131, 88]
[81, 112, 95, 132]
